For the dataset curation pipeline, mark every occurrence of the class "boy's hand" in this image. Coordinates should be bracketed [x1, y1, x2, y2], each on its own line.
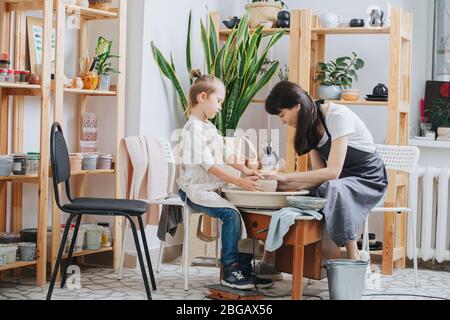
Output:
[238, 176, 263, 192]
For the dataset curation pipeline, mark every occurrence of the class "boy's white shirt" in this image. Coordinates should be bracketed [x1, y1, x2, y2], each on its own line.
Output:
[177, 115, 247, 239]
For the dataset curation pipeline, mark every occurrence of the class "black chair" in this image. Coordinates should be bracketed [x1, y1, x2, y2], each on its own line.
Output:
[47, 123, 156, 300]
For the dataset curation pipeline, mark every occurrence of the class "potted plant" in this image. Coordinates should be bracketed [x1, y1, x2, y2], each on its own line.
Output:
[95, 36, 119, 91]
[315, 52, 365, 100]
[151, 12, 283, 136]
[245, 0, 284, 28]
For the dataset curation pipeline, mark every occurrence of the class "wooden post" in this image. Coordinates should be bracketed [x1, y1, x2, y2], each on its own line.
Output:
[0, 0, 10, 233]
[0, 94, 7, 233]
[383, 8, 405, 275]
[286, 10, 301, 173]
[51, 0, 67, 279]
[296, 9, 312, 173]
[113, 0, 127, 269]
[36, 0, 53, 286]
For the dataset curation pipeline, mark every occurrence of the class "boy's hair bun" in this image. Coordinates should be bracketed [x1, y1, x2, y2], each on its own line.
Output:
[190, 68, 202, 79]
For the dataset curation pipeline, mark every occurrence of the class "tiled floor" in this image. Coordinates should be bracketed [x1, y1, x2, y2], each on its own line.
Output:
[0, 258, 449, 300]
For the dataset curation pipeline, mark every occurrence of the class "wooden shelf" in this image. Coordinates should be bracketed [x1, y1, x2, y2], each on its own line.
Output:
[250, 99, 388, 106]
[0, 174, 39, 183]
[312, 27, 390, 35]
[64, 88, 117, 96]
[70, 169, 115, 176]
[0, 169, 115, 184]
[65, 5, 118, 20]
[220, 28, 289, 36]
[0, 82, 41, 96]
[61, 247, 113, 260]
[326, 99, 388, 106]
[410, 138, 450, 149]
[0, 260, 37, 272]
[339, 247, 404, 261]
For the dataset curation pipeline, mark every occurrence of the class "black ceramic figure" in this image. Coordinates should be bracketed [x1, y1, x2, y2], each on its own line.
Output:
[350, 19, 365, 27]
[278, 11, 290, 21]
[276, 19, 290, 28]
[373, 83, 389, 96]
[223, 17, 241, 29]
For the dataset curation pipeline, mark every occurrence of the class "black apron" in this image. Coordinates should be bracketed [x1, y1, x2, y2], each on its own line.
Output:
[314, 103, 388, 246]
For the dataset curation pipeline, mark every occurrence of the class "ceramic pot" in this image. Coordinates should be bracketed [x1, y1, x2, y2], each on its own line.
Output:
[98, 74, 111, 91]
[319, 13, 343, 28]
[373, 83, 389, 96]
[318, 85, 342, 100]
[71, 76, 84, 89]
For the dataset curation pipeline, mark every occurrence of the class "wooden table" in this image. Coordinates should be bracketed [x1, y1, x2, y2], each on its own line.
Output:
[241, 209, 324, 300]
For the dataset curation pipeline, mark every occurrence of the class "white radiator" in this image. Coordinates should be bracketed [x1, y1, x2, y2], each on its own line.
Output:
[409, 167, 450, 262]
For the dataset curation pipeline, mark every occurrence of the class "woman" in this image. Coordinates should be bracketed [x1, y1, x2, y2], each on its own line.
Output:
[257, 81, 388, 279]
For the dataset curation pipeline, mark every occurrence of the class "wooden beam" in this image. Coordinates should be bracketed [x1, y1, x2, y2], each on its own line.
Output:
[50, 0, 66, 280]
[113, 0, 127, 269]
[36, 0, 53, 287]
[286, 10, 300, 173]
[296, 9, 312, 173]
[0, 94, 7, 233]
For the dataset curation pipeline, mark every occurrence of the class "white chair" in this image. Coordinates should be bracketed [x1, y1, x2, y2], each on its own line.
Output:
[362, 144, 420, 287]
[117, 138, 219, 291]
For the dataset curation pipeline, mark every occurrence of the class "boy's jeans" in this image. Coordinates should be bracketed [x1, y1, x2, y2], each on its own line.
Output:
[180, 190, 241, 266]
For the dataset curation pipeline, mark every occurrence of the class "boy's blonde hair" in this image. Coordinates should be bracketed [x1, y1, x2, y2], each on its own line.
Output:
[188, 69, 225, 114]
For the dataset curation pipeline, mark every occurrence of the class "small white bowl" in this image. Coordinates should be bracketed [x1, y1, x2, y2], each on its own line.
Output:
[259, 21, 273, 29]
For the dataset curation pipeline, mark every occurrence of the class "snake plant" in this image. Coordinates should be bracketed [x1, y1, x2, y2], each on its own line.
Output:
[151, 12, 283, 136]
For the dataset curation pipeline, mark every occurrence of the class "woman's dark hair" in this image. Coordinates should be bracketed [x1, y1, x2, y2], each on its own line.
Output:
[265, 81, 322, 156]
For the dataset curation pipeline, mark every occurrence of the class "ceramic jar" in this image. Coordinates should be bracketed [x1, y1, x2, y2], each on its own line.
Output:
[319, 13, 343, 28]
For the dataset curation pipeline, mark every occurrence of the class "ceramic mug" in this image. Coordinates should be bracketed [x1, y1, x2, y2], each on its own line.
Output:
[319, 13, 343, 28]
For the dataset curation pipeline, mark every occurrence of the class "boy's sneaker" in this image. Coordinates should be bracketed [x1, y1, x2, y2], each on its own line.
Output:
[254, 261, 284, 281]
[238, 253, 275, 289]
[222, 263, 255, 290]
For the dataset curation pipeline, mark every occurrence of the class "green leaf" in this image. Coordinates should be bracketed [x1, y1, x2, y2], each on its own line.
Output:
[151, 41, 188, 117]
[355, 58, 365, 69]
[186, 10, 192, 83]
[200, 20, 212, 73]
[209, 14, 218, 63]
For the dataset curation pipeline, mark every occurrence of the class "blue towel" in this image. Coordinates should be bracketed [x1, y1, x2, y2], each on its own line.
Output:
[265, 207, 323, 252]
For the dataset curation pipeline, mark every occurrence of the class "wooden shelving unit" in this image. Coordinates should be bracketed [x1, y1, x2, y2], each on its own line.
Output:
[52, 0, 126, 275]
[0, 0, 126, 286]
[288, 9, 413, 275]
[0, 0, 53, 286]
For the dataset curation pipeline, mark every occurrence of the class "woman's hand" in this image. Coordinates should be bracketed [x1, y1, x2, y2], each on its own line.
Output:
[273, 173, 300, 192]
[238, 176, 263, 192]
[243, 167, 264, 180]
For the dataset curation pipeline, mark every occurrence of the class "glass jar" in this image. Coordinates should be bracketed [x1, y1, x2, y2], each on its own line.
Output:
[0, 68, 7, 82]
[22, 71, 31, 83]
[12, 154, 27, 176]
[6, 70, 15, 83]
[0, 60, 10, 69]
[81, 71, 99, 90]
[98, 223, 112, 247]
[26, 152, 40, 175]
[14, 70, 21, 83]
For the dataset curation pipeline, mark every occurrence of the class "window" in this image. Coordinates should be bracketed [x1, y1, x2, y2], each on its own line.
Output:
[433, 0, 450, 80]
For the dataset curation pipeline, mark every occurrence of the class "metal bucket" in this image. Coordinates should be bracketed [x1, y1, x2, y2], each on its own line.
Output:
[326, 259, 369, 300]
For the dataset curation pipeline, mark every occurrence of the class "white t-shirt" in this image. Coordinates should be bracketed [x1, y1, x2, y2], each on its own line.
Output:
[317, 103, 376, 153]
